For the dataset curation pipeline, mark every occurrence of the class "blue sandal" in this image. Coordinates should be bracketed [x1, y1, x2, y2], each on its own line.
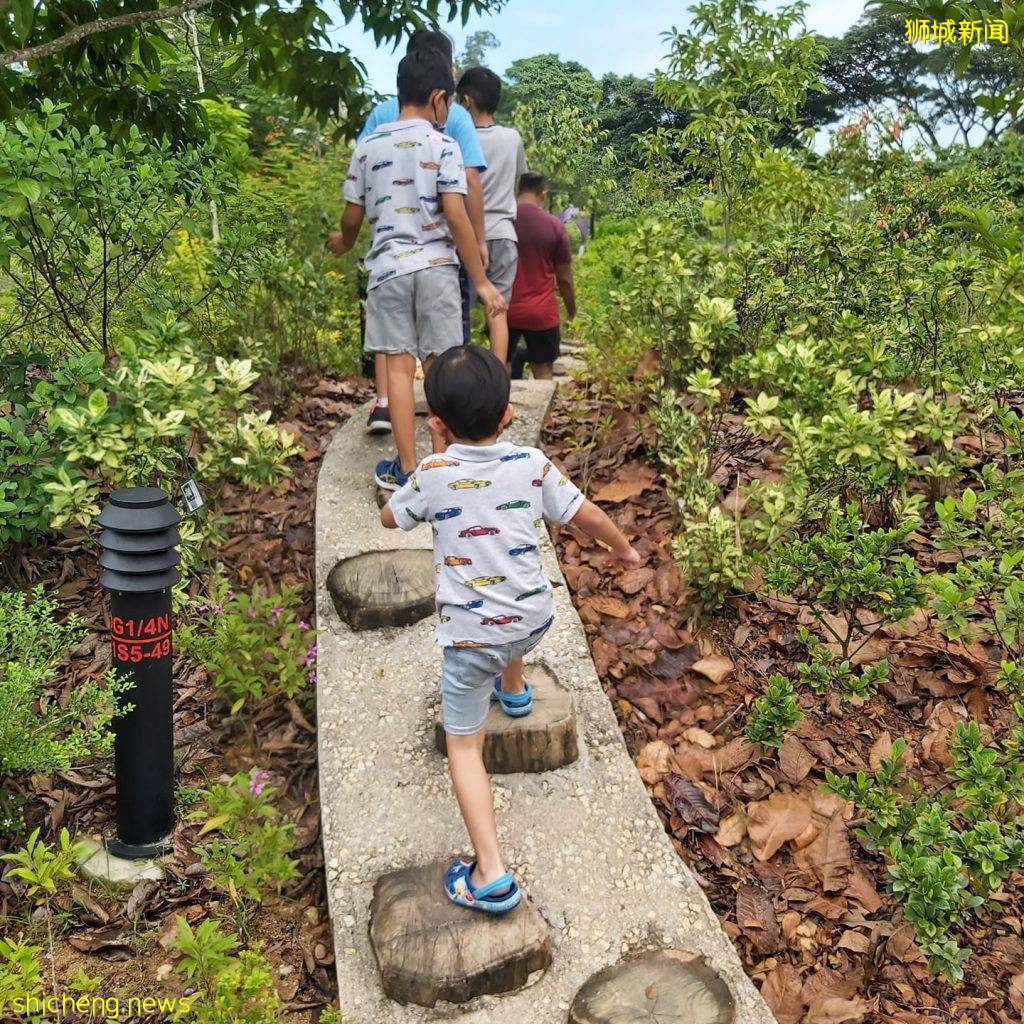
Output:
[444, 858, 522, 914]
[492, 678, 533, 718]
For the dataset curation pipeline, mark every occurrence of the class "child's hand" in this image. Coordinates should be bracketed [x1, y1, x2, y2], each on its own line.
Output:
[477, 281, 506, 320]
[612, 542, 642, 569]
[327, 231, 348, 256]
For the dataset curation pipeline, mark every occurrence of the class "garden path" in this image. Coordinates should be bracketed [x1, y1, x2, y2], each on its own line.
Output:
[314, 379, 775, 1023]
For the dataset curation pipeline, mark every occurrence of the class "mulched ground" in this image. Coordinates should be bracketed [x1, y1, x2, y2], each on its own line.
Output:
[0, 363, 373, 1021]
[542, 378, 1023, 1024]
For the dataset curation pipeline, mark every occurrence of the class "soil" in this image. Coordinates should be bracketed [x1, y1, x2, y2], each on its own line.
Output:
[0, 361, 373, 1022]
[542, 378, 1024, 1024]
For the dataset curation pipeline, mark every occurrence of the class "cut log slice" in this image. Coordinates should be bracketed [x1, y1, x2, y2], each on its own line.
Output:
[568, 949, 736, 1024]
[327, 549, 436, 631]
[434, 664, 579, 774]
[369, 861, 552, 1007]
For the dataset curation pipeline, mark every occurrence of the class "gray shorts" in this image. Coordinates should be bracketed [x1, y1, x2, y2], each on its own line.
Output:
[440, 624, 549, 735]
[365, 265, 463, 358]
[473, 239, 518, 305]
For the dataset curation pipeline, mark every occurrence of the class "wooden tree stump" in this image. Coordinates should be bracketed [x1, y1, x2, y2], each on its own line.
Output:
[369, 861, 552, 1007]
[434, 665, 579, 773]
[327, 549, 435, 631]
[568, 949, 735, 1024]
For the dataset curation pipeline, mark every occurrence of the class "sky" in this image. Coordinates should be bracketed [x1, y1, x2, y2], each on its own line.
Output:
[326, 0, 869, 93]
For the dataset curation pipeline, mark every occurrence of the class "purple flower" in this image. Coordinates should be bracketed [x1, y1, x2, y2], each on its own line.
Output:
[248, 780, 264, 795]
[270, 605, 283, 622]
[198, 604, 209, 613]
[213, 604, 223, 616]
[298, 620, 310, 631]
[247, 607, 257, 618]
[307, 669, 317, 683]
[257, 770, 270, 781]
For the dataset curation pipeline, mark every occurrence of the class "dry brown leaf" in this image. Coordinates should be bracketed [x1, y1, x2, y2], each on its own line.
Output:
[799, 810, 852, 892]
[836, 930, 872, 954]
[778, 734, 816, 784]
[636, 740, 674, 784]
[618, 567, 655, 595]
[681, 727, 717, 749]
[868, 731, 892, 772]
[735, 882, 781, 953]
[846, 866, 882, 914]
[747, 791, 812, 861]
[585, 595, 631, 619]
[1009, 971, 1024, 1013]
[804, 996, 871, 1024]
[760, 964, 805, 1024]
[591, 476, 654, 504]
[691, 654, 735, 684]
[715, 812, 747, 847]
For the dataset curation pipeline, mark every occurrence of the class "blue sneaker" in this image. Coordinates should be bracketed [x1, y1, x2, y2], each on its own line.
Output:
[375, 457, 410, 492]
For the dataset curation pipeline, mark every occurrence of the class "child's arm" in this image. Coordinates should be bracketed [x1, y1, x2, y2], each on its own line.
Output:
[441, 192, 505, 318]
[466, 168, 489, 270]
[328, 202, 364, 256]
[380, 504, 398, 529]
[568, 499, 640, 566]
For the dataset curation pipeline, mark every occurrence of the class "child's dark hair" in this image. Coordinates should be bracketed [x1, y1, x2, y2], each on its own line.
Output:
[425, 347, 510, 441]
[519, 171, 548, 195]
[406, 27, 453, 64]
[457, 66, 502, 114]
[397, 48, 455, 107]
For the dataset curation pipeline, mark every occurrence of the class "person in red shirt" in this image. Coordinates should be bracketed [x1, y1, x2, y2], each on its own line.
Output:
[507, 173, 576, 381]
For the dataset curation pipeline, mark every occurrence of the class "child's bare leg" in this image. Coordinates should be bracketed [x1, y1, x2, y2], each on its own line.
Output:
[500, 657, 526, 695]
[421, 354, 446, 454]
[375, 353, 388, 400]
[446, 731, 509, 890]
[387, 353, 418, 473]
[531, 362, 554, 381]
[486, 310, 509, 364]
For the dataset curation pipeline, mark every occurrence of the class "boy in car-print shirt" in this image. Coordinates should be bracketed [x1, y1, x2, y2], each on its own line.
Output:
[381, 345, 639, 916]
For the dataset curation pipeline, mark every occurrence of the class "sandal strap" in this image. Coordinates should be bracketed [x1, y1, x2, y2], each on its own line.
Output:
[472, 872, 517, 901]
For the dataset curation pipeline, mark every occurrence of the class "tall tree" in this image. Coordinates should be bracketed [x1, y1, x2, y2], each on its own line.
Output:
[803, 8, 1024, 146]
[597, 73, 689, 166]
[457, 29, 499, 70]
[500, 53, 601, 117]
[0, 0, 506, 141]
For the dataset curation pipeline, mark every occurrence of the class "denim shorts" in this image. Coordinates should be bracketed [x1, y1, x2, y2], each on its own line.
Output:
[440, 625, 549, 736]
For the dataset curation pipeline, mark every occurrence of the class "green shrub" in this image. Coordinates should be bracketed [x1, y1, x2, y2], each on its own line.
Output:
[744, 674, 801, 747]
[827, 717, 1024, 980]
[191, 769, 298, 902]
[177, 575, 314, 715]
[0, 587, 129, 779]
[763, 503, 927, 662]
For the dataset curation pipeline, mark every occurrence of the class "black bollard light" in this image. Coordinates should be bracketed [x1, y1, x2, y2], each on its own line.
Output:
[98, 487, 181, 859]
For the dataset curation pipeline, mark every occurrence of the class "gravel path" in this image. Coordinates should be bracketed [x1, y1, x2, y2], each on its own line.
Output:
[314, 380, 776, 1023]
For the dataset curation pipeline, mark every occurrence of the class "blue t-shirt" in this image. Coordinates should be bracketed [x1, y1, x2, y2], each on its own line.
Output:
[359, 99, 486, 170]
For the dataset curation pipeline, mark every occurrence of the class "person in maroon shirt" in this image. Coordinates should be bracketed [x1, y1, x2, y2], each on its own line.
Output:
[507, 172, 576, 380]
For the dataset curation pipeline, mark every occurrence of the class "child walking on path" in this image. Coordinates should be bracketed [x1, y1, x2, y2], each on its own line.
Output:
[456, 66, 527, 364]
[329, 48, 505, 491]
[381, 346, 639, 912]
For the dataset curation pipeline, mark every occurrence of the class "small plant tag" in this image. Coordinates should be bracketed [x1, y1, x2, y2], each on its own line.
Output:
[179, 478, 204, 514]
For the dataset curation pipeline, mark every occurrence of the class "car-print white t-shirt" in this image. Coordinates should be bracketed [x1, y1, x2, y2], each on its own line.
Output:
[388, 442, 584, 647]
[343, 118, 468, 290]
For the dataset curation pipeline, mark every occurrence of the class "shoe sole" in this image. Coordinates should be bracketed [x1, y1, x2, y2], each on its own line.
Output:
[366, 421, 393, 434]
[375, 473, 402, 491]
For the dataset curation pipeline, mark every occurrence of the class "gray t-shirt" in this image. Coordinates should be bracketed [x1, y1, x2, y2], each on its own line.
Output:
[343, 118, 468, 290]
[388, 441, 584, 647]
[476, 124, 527, 243]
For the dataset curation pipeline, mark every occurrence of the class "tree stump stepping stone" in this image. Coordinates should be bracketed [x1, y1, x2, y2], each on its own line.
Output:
[369, 861, 552, 1007]
[327, 549, 436, 631]
[434, 664, 578, 773]
[568, 949, 735, 1024]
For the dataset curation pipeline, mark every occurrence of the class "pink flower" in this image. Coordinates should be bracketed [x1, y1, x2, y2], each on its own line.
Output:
[247, 607, 257, 618]
[248, 779, 264, 795]
[298, 620, 310, 631]
[270, 605, 283, 621]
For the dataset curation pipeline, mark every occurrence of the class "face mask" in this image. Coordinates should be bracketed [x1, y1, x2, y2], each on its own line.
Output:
[430, 93, 449, 130]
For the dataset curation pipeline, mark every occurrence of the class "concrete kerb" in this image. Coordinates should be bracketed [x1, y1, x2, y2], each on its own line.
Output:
[314, 379, 776, 1023]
